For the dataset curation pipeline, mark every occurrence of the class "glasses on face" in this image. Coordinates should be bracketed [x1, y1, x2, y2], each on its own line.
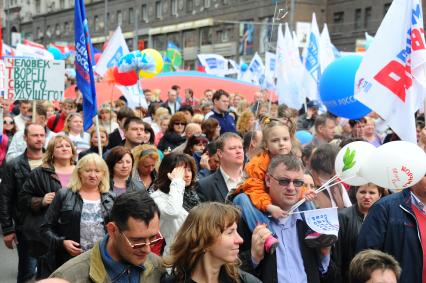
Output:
[269, 175, 304, 188]
[3, 120, 14, 125]
[121, 231, 164, 249]
[174, 122, 186, 126]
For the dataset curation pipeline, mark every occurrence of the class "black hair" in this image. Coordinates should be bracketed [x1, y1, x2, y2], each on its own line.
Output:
[154, 153, 196, 194]
[179, 104, 194, 116]
[142, 122, 156, 144]
[111, 190, 160, 230]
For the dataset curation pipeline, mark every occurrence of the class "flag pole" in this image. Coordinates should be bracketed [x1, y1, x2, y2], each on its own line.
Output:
[32, 101, 36, 123]
[95, 115, 103, 156]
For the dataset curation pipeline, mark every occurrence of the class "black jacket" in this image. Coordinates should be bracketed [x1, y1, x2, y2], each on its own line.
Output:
[78, 146, 108, 160]
[238, 218, 337, 283]
[19, 166, 63, 256]
[41, 188, 115, 269]
[195, 170, 228, 203]
[334, 205, 364, 282]
[161, 267, 261, 283]
[0, 151, 32, 235]
[107, 128, 124, 150]
[157, 132, 186, 152]
[109, 177, 150, 196]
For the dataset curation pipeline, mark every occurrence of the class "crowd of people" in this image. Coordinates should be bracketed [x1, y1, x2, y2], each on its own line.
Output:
[0, 83, 425, 283]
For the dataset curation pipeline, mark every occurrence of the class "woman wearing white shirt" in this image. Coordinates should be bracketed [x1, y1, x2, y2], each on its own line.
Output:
[60, 113, 90, 154]
[150, 153, 199, 255]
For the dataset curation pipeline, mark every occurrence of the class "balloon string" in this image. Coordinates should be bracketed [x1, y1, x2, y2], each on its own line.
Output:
[288, 175, 354, 214]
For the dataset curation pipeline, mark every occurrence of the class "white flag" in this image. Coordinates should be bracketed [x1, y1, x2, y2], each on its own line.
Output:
[197, 54, 228, 76]
[354, 0, 426, 142]
[15, 43, 54, 60]
[241, 52, 265, 86]
[95, 26, 129, 76]
[301, 13, 321, 101]
[275, 23, 304, 109]
[264, 52, 276, 90]
[319, 24, 336, 72]
[304, 207, 339, 237]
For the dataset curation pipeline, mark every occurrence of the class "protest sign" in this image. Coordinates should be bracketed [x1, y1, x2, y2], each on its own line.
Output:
[303, 207, 339, 237]
[4, 58, 65, 101]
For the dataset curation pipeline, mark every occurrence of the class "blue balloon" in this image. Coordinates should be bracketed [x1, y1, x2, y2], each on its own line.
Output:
[295, 130, 313, 145]
[240, 63, 248, 72]
[47, 46, 64, 60]
[319, 55, 371, 119]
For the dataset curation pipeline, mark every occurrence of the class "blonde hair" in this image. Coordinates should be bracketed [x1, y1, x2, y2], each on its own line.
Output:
[132, 144, 160, 174]
[63, 112, 83, 133]
[261, 116, 296, 151]
[164, 203, 242, 282]
[191, 114, 204, 125]
[236, 99, 250, 115]
[42, 135, 77, 167]
[69, 154, 110, 193]
[154, 107, 170, 122]
[236, 111, 255, 135]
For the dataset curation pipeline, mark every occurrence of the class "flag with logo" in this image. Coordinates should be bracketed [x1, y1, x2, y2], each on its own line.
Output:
[303, 207, 339, 237]
[301, 13, 321, 100]
[197, 54, 228, 76]
[95, 26, 129, 76]
[319, 24, 336, 72]
[354, 0, 426, 142]
[241, 52, 265, 85]
[275, 23, 304, 109]
[16, 43, 54, 60]
[264, 51, 276, 90]
[75, 0, 97, 131]
[166, 41, 182, 70]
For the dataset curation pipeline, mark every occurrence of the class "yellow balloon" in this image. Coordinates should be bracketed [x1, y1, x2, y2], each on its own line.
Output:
[139, 49, 164, 78]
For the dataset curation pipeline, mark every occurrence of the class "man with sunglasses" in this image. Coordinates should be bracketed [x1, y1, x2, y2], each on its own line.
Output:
[238, 155, 336, 283]
[49, 191, 165, 282]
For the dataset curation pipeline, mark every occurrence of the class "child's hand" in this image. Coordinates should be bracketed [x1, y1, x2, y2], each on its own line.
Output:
[267, 204, 288, 219]
[303, 189, 317, 202]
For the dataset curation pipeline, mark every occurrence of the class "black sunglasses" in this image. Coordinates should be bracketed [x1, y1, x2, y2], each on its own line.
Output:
[269, 175, 304, 188]
[3, 120, 14, 125]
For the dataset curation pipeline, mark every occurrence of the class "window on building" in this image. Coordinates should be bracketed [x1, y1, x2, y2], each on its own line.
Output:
[94, 15, 99, 31]
[384, 3, 391, 15]
[333, 11, 344, 32]
[184, 30, 197, 47]
[153, 35, 166, 49]
[156, 1, 162, 19]
[200, 27, 212, 45]
[64, 22, 69, 35]
[218, 30, 229, 42]
[60, 0, 65, 9]
[171, 0, 178, 16]
[129, 8, 134, 24]
[35, 0, 41, 13]
[106, 12, 110, 29]
[55, 23, 61, 36]
[142, 4, 148, 21]
[364, 7, 372, 29]
[37, 27, 42, 39]
[117, 10, 122, 26]
[187, 0, 194, 13]
[204, 0, 211, 8]
[354, 8, 362, 29]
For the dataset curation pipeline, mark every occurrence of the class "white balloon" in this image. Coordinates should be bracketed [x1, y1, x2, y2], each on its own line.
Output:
[335, 141, 376, 186]
[359, 141, 426, 190]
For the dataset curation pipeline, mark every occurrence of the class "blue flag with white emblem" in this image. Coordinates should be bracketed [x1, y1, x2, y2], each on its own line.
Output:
[301, 13, 321, 101]
[74, 0, 97, 131]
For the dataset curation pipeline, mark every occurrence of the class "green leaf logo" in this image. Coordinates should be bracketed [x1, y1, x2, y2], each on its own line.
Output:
[342, 147, 356, 171]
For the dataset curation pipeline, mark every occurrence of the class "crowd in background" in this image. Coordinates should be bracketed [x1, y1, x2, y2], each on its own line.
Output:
[0, 77, 425, 283]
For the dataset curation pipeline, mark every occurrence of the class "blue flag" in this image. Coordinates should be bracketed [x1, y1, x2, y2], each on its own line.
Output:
[74, 0, 97, 131]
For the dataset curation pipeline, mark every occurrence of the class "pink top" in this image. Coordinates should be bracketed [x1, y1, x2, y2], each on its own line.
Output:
[56, 172, 73, 188]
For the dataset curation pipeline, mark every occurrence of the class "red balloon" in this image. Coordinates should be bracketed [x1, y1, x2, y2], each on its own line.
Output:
[94, 53, 102, 64]
[112, 66, 138, 86]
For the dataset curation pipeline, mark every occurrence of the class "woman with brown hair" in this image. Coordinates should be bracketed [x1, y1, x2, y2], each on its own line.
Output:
[131, 144, 160, 193]
[78, 127, 109, 160]
[19, 135, 77, 278]
[158, 112, 187, 152]
[162, 202, 261, 283]
[202, 118, 221, 142]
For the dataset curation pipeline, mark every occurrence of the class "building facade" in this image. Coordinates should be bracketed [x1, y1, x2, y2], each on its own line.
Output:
[3, 0, 421, 66]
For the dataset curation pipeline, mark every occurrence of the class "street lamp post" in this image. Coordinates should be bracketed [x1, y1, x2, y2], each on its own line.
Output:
[133, 0, 140, 50]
